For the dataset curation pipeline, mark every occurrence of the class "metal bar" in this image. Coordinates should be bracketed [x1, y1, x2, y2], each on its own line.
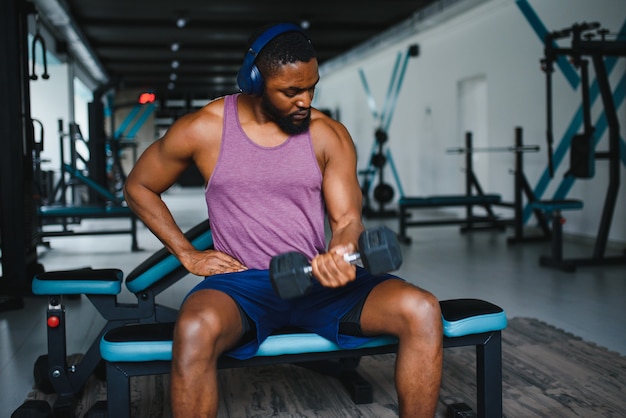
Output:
[385, 148, 405, 198]
[380, 52, 402, 129]
[357, 68, 379, 122]
[590, 53, 620, 259]
[446, 145, 540, 154]
[383, 48, 413, 132]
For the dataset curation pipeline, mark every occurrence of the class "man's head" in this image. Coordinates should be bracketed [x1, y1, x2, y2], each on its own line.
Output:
[237, 23, 316, 96]
[238, 23, 319, 135]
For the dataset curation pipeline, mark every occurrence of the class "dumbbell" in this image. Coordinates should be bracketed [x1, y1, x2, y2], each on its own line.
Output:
[269, 225, 402, 299]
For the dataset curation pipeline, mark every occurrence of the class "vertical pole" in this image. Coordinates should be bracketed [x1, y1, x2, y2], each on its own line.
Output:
[465, 132, 474, 222]
[591, 54, 620, 259]
[514, 127, 524, 239]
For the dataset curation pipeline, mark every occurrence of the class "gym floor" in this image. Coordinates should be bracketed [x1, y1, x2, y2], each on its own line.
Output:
[1, 186, 625, 416]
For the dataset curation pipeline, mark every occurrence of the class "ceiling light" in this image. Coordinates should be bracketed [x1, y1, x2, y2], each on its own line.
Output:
[171, 60, 179, 69]
[168, 82, 175, 90]
[176, 17, 187, 28]
[170, 42, 180, 52]
[300, 20, 310, 30]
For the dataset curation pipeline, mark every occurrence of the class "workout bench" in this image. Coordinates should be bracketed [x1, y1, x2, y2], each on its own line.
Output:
[96, 298, 507, 418]
[21, 220, 213, 417]
[399, 194, 504, 242]
[38, 204, 140, 251]
[398, 133, 506, 243]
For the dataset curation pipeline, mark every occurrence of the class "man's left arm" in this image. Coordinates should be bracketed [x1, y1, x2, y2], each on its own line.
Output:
[310, 116, 364, 288]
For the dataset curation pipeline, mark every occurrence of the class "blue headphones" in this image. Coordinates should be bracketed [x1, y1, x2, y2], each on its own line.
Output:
[237, 23, 306, 96]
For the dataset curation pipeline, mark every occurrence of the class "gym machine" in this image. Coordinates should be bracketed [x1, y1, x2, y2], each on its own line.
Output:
[36, 117, 139, 251]
[1, 0, 45, 312]
[534, 22, 626, 271]
[359, 44, 419, 218]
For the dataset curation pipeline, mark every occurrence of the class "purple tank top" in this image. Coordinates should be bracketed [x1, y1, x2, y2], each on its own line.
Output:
[205, 94, 326, 269]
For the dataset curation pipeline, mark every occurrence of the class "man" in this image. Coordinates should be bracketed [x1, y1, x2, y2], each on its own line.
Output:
[124, 23, 442, 417]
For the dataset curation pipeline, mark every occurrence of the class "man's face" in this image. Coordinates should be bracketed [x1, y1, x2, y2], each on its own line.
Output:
[261, 59, 320, 135]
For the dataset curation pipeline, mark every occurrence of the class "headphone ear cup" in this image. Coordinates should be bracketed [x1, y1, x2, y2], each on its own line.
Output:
[247, 64, 263, 96]
[236, 67, 251, 95]
[237, 62, 263, 95]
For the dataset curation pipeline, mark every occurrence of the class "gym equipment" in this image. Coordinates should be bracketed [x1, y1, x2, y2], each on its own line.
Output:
[269, 226, 402, 299]
[359, 44, 419, 218]
[536, 22, 626, 271]
[29, 14, 50, 81]
[237, 23, 307, 96]
[505, 127, 554, 244]
[14, 220, 213, 416]
[1, 0, 44, 312]
[10, 399, 52, 418]
[36, 120, 139, 250]
[398, 132, 506, 244]
[97, 298, 507, 418]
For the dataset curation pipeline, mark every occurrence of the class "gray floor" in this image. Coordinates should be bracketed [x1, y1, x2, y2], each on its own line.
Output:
[1, 186, 625, 416]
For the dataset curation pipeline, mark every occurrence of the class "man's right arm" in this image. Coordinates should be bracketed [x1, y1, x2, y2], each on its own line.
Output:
[124, 109, 247, 276]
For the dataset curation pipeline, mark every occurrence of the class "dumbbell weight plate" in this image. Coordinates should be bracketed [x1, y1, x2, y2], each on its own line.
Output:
[358, 226, 402, 275]
[269, 251, 313, 299]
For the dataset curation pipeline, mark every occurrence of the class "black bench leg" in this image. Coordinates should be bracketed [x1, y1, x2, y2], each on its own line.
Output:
[476, 331, 502, 418]
[131, 215, 140, 252]
[398, 206, 411, 244]
[107, 362, 132, 418]
[539, 210, 577, 272]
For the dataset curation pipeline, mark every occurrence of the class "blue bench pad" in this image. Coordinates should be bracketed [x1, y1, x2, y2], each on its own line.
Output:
[399, 194, 502, 208]
[32, 268, 123, 295]
[529, 199, 583, 212]
[125, 224, 213, 294]
[100, 299, 507, 363]
[38, 205, 133, 218]
[33, 222, 213, 296]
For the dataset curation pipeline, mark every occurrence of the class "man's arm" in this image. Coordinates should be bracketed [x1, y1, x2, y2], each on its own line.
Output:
[124, 106, 246, 276]
[310, 114, 364, 287]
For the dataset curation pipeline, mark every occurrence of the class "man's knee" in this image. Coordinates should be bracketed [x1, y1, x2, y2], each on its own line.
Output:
[174, 291, 243, 359]
[397, 287, 442, 332]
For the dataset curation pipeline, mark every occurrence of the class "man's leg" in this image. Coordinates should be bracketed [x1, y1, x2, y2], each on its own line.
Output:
[360, 279, 443, 417]
[170, 289, 243, 418]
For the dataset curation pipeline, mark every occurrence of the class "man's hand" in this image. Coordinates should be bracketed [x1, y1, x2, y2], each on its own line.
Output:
[310, 243, 357, 288]
[180, 249, 247, 277]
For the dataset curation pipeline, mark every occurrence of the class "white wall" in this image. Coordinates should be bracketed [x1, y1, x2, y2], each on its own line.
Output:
[315, 0, 626, 243]
[30, 60, 71, 175]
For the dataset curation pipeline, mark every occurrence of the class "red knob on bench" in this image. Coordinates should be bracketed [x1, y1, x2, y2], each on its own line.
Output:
[47, 316, 60, 328]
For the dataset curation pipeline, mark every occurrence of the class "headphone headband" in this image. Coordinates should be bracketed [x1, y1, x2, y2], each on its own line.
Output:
[237, 23, 306, 96]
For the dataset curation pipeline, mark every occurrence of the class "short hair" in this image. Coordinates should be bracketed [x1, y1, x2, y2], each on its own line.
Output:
[248, 26, 317, 79]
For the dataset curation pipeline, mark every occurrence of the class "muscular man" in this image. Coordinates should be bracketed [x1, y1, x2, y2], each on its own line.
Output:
[124, 23, 442, 417]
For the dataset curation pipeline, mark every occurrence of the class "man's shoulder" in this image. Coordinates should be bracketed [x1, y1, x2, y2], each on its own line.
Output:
[178, 96, 227, 130]
[310, 109, 351, 144]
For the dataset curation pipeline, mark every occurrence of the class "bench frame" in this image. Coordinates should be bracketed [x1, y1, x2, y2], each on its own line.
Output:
[103, 331, 502, 418]
[29, 221, 213, 416]
[100, 299, 506, 418]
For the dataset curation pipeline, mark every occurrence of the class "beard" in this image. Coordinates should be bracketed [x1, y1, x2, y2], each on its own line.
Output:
[261, 94, 311, 135]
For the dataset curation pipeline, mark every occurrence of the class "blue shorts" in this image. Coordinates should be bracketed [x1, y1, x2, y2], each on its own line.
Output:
[184, 267, 399, 359]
